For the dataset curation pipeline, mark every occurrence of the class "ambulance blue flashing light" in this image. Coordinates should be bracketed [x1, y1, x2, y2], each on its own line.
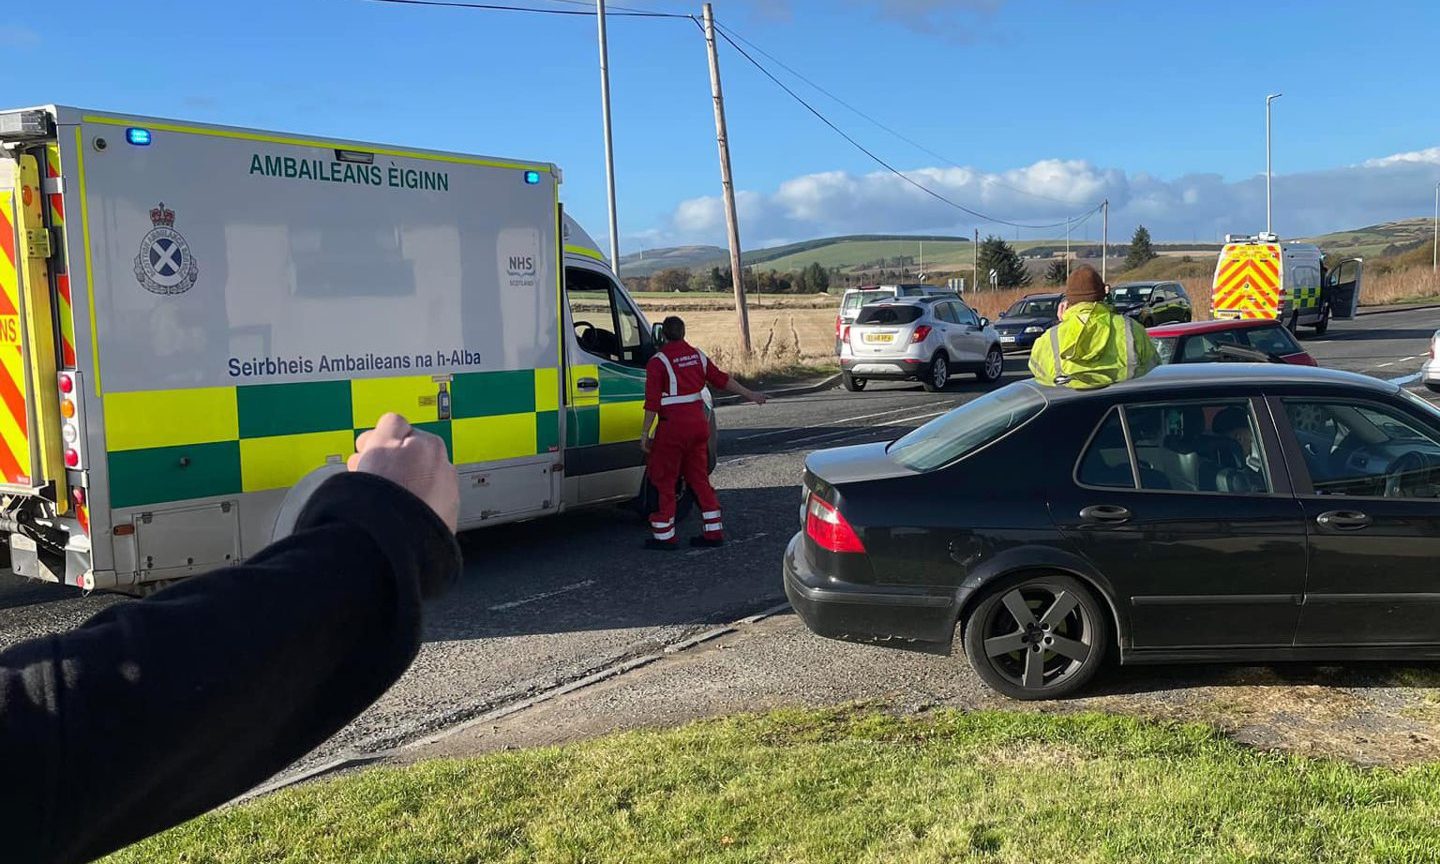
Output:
[524, 171, 542, 185]
[125, 128, 152, 146]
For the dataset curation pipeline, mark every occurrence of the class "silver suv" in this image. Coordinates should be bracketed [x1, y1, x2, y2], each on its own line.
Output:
[840, 296, 1005, 392]
[835, 284, 954, 353]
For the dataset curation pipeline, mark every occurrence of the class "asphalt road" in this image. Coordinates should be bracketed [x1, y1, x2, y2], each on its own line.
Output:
[2, 307, 1436, 773]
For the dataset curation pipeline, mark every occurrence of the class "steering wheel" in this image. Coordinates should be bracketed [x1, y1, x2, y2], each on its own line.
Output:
[574, 321, 597, 352]
[1384, 450, 1440, 498]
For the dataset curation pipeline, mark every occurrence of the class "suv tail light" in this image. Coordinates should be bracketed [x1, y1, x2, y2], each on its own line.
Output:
[805, 493, 865, 554]
[842, 325, 852, 345]
[911, 325, 933, 343]
[835, 315, 842, 337]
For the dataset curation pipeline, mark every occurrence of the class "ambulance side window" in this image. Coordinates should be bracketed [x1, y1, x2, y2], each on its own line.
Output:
[566, 267, 647, 368]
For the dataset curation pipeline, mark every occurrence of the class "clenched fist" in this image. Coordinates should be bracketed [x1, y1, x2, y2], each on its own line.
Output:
[349, 413, 460, 532]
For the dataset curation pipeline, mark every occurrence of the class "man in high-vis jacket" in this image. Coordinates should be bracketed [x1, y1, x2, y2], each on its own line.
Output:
[642, 317, 767, 550]
[1029, 264, 1160, 389]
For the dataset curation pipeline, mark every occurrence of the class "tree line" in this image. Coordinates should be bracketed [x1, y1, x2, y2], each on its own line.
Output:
[627, 261, 832, 295]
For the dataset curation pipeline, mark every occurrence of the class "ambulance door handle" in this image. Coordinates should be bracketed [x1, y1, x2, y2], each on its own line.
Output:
[577, 378, 600, 391]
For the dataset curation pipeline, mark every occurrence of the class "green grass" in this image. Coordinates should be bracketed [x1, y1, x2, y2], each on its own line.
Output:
[107, 708, 1440, 863]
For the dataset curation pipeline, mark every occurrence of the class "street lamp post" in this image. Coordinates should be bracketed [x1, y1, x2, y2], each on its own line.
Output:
[596, 0, 620, 270]
[1266, 93, 1282, 236]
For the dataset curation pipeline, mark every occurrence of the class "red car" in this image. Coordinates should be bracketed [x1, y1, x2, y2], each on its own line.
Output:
[1147, 319, 1318, 367]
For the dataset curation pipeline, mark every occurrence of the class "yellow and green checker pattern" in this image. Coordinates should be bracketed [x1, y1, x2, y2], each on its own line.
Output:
[103, 369, 561, 508]
[566, 361, 647, 449]
[1289, 286, 1323, 310]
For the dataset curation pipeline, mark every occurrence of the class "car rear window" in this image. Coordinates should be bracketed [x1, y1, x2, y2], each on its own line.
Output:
[889, 384, 1047, 471]
[843, 290, 890, 314]
[1242, 324, 1302, 356]
[856, 305, 922, 325]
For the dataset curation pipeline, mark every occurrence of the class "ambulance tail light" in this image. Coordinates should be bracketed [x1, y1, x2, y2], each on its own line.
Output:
[911, 325, 933, 343]
[805, 493, 865, 554]
[58, 372, 86, 471]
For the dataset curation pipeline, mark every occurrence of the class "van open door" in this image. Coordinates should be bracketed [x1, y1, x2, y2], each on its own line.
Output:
[0, 151, 66, 507]
[1327, 257, 1363, 320]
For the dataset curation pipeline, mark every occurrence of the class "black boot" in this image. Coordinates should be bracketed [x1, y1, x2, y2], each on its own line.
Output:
[645, 539, 679, 552]
[689, 536, 724, 549]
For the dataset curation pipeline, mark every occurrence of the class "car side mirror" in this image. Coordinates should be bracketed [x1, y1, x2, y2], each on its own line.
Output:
[979, 317, 990, 329]
[651, 322, 666, 345]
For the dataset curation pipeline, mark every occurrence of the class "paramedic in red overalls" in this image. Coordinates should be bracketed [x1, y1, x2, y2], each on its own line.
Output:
[642, 316, 767, 550]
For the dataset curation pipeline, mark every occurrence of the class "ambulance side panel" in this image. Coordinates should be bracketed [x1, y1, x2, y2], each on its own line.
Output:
[69, 112, 562, 585]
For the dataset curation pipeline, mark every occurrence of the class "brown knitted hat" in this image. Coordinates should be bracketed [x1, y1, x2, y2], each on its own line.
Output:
[1065, 264, 1106, 305]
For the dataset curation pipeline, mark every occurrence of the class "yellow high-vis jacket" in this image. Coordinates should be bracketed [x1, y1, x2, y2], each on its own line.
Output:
[1028, 302, 1160, 390]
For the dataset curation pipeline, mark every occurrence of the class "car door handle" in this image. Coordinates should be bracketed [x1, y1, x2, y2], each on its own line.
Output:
[576, 378, 600, 391]
[1079, 504, 1131, 525]
[1317, 510, 1371, 531]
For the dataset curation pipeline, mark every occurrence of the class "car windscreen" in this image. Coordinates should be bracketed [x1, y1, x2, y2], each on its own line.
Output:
[843, 290, 890, 314]
[1110, 285, 1153, 303]
[856, 305, 923, 325]
[1017, 298, 1059, 318]
[889, 384, 1047, 471]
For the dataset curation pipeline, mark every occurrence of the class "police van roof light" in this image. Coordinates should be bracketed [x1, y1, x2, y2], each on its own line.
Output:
[524, 171, 542, 185]
[125, 127, 152, 146]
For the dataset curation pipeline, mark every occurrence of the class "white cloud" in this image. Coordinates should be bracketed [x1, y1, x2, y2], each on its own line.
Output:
[641, 146, 1440, 249]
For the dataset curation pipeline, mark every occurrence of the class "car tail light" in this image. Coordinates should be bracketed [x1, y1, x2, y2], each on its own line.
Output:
[805, 493, 865, 554]
[911, 325, 932, 343]
[842, 325, 852, 345]
[835, 316, 842, 337]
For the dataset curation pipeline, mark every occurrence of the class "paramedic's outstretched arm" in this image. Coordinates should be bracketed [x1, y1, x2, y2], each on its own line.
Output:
[0, 414, 460, 864]
[703, 361, 767, 406]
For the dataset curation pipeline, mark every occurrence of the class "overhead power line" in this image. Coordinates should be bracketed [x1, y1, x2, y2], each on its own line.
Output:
[364, 0, 692, 18]
[712, 21, 1087, 211]
[708, 24, 1097, 231]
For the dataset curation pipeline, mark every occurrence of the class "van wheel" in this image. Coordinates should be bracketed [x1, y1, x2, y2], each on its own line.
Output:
[842, 372, 867, 392]
[639, 473, 696, 524]
[1313, 307, 1330, 336]
[922, 353, 950, 392]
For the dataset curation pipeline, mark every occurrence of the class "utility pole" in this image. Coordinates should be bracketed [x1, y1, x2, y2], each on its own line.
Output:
[1101, 199, 1109, 283]
[1065, 217, 1071, 279]
[702, 3, 751, 353]
[1266, 93, 1282, 236]
[1433, 180, 1438, 273]
[973, 227, 979, 291]
[596, 0, 620, 269]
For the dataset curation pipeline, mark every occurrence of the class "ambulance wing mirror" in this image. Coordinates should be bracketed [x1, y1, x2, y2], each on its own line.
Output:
[652, 322, 667, 346]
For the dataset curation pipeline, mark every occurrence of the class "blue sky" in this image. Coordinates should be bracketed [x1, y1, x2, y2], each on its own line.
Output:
[11, 1, 1440, 251]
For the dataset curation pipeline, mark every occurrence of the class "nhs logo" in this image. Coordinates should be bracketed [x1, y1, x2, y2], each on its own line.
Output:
[500, 229, 541, 290]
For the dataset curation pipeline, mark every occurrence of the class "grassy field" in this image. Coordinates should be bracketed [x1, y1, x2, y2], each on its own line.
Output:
[107, 708, 1440, 863]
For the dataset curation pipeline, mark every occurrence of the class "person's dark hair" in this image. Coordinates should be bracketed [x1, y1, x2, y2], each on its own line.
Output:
[662, 316, 686, 341]
[1212, 406, 1250, 437]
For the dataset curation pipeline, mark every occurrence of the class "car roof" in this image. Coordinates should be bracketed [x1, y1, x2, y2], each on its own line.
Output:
[1147, 318, 1286, 337]
[1112, 280, 1169, 288]
[1034, 363, 1397, 403]
[1018, 292, 1063, 301]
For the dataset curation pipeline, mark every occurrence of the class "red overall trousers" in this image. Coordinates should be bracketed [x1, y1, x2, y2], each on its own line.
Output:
[645, 340, 729, 545]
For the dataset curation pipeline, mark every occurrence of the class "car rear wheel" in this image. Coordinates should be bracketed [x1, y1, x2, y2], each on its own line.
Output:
[922, 353, 949, 392]
[976, 345, 1004, 383]
[962, 574, 1109, 701]
[841, 372, 867, 392]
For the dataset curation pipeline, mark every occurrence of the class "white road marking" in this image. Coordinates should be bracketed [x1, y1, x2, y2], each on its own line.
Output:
[734, 404, 945, 442]
[488, 580, 595, 612]
[1377, 362, 1395, 368]
[791, 410, 950, 447]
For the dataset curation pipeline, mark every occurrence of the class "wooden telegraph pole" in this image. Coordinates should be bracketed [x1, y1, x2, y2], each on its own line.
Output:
[702, 3, 752, 353]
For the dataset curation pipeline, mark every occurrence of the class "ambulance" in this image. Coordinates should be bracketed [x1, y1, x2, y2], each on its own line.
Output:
[1210, 232, 1364, 334]
[0, 105, 706, 593]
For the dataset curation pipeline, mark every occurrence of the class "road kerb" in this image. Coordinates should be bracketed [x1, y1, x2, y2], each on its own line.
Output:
[244, 599, 794, 800]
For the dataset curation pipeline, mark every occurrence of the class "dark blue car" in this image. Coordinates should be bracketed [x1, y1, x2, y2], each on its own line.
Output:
[993, 292, 1062, 353]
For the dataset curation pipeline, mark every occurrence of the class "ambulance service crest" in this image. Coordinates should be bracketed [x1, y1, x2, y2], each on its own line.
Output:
[134, 203, 199, 295]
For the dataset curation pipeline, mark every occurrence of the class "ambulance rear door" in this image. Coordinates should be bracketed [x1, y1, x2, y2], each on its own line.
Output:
[1212, 243, 1281, 321]
[0, 142, 67, 508]
[1327, 258, 1363, 320]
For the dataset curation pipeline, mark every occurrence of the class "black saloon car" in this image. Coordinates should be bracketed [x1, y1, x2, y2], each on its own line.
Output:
[993, 292, 1062, 353]
[784, 364, 1440, 699]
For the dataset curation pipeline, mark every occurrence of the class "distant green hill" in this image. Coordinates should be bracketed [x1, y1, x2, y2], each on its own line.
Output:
[1300, 218, 1434, 259]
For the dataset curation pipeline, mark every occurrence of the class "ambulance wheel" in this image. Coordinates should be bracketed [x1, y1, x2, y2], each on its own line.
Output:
[842, 372, 867, 392]
[639, 473, 696, 524]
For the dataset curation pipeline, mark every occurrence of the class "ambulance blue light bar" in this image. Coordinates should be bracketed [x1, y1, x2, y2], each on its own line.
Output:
[524, 171, 542, 185]
[125, 127, 152, 146]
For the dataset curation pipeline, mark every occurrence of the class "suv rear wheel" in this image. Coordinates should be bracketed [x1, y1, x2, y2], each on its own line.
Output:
[922, 352, 949, 392]
[841, 372, 867, 392]
[976, 346, 1004, 383]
